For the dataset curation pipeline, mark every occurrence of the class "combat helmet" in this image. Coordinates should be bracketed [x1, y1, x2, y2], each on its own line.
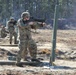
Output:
[10, 17, 14, 20]
[21, 11, 30, 19]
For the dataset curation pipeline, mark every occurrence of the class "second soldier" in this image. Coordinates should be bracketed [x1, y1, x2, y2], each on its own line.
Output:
[7, 17, 17, 44]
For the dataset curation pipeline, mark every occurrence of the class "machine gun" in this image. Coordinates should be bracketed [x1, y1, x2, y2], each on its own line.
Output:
[30, 16, 46, 23]
[21, 17, 46, 28]
[29, 17, 46, 29]
[21, 17, 46, 33]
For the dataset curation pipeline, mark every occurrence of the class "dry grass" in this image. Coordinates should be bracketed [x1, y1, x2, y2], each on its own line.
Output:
[0, 29, 76, 75]
[0, 70, 24, 75]
[38, 49, 51, 54]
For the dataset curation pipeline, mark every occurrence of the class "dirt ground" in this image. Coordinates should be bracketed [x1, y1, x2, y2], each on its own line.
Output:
[0, 29, 76, 75]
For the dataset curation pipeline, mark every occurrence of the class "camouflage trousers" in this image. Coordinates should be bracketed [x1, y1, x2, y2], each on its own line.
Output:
[9, 32, 17, 44]
[1, 33, 7, 38]
[16, 39, 37, 62]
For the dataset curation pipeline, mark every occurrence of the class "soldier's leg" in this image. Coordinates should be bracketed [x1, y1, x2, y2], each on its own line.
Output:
[1, 33, 4, 38]
[9, 33, 12, 44]
[13, 32, 17, 44]
[22, 40, 28, 61]
[16, 41, 25, 63]
[28, 39, 37, 59]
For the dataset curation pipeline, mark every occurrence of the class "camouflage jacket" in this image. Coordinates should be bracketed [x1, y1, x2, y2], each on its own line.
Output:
[17, 18, 43, 40]
[7, 20, 17, 33]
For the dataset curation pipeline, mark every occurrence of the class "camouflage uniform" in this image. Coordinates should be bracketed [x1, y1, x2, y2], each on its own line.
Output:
[7, 18, 17, 44]
[17, 12, 43, 63]
[1, 26, 7, 38]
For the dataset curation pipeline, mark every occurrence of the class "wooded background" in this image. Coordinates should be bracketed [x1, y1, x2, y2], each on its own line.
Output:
[0, 0, 76, 29]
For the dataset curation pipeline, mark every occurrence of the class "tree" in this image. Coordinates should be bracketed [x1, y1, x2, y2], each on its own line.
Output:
[0, 0, 76, 26]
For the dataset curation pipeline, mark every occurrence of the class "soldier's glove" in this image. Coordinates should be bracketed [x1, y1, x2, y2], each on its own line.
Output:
[29, 22, 36, 29]
[30, 25, 36, 29]
[38, 22, 46, 27]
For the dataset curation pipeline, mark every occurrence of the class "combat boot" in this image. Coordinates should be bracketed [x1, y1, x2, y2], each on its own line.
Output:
[31, 58, 40, 62]
[23, 57, 31, 62]
[16, 57, 23, 67]
[14, 41, 18, 44]
[10, 41, 12, 44]
[16, 62, 23, 67]
[14, 40, 18, 44]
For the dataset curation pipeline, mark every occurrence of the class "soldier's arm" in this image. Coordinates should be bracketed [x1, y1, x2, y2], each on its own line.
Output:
[17, 19, 24, 29]
[7, 21, 10, 30]
[5, 29, 9, 33]
[17, 20, 27, 29]
[29, 22, 46, 29]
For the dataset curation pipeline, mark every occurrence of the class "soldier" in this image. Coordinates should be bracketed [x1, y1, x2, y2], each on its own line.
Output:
[7, 17, 17, 44]
[1, 26, 8, 38]
[16, 11, 45, 64]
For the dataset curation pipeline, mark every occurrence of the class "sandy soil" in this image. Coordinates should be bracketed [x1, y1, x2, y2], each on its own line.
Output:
[0, 29, 76, 75]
